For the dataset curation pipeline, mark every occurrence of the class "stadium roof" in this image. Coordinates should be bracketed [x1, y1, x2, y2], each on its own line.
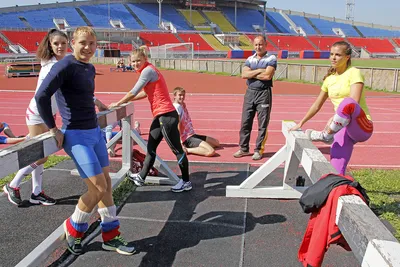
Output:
[215, 0, 267, 5]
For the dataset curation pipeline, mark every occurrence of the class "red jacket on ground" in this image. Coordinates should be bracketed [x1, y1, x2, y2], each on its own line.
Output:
[298, 183, 367, 267]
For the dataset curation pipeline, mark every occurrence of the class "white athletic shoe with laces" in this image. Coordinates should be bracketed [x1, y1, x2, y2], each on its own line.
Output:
[171, 179, 192, 193]
[305, 129, 334, 145]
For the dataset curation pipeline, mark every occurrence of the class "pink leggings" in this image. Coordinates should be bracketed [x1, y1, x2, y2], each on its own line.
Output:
[330, 98, 373, 174]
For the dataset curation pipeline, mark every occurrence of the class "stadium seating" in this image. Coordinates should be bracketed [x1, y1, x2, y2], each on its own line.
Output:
[221, 7, 277, 33]
[179, 9, 208, 28]
[268, 36, 315, 52]
[2, 31, 47, 52]
[79, 4, 142, 29]
[202, 11, 236, 32]
[0, 38, 8, 53]
[17, 7, 87, 28]
[200, 34, 230, 51]
[139, 32, 181, 46]
[287, 14, 317, 35]
[128, 3, 190, 30]
[308, 17, 360, 37]
[347, 37, 396, 53]
[356, 26, 400, 38]
[267, 12, 293, 33]
[307, 36, 345, 51]
[238, 35, 253, 50]
[393, 38, 400, 46]
[0, 12, 27, 28]
[178, 33, 214, 51]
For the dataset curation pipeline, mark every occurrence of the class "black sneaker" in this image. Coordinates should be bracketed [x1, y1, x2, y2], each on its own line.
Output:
[3, 184, 22, 206]
[63, 219, 83, 255]
[102, 235, 135, 255]
[127, 172, 145, 187]
[30, 191, 56, 206]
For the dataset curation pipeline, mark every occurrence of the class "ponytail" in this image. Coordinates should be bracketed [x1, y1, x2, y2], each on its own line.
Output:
[36, 28, 68, 61]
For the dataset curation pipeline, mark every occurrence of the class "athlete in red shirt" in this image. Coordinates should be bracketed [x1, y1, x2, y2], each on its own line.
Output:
[109, 48, 191, 192]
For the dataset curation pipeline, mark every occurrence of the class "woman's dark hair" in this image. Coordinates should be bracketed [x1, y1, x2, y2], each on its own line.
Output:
[36, 29, 68, 61]
[323, 41, 352, 80]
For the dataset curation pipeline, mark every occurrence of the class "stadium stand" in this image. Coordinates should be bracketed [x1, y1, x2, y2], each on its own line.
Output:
[178, 33, 214, 51]
[128, 3, 190, 30]
[268, 36, 315, 52]
[178, 9, 210, 30]
[2, 31, 47, 52]
[357, 26, 400, 38]
[347, 37, 397, 53]
[139, 32, 181, 46]
[267, 12, 293, 34]
[0, 12, 27, 28]
[287, 14, 317, 35]
[221, 7, 277, 33]
[79, 4, 142, 29]
[308, 17, 360, 37]
[238, 35, 254, 50]
[394, 38, 400, 46]
[16, 7, 87, 28]
[202, 11, 236, 32]
[200, 33, 230, 51]
[0, 38, 8, 53]
[307, 36, 345, 51]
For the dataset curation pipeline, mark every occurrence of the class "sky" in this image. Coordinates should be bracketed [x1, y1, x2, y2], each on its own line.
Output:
[0, 0, 399, 27]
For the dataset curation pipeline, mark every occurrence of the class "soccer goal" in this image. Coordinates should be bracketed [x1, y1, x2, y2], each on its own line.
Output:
[149, 42, 194, 59]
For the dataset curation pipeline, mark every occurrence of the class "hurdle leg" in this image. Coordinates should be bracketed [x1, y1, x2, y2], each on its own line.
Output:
[130, 129, 180, 184]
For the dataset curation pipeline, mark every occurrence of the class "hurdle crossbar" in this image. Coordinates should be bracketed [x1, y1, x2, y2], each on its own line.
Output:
[226, 120, 400, 266]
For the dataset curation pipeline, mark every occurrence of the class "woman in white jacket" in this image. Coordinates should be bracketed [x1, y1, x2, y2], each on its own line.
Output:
[3, 29, 68, 206]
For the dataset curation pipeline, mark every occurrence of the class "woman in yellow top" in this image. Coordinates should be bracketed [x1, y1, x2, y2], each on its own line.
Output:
[291, 41, 373, 174]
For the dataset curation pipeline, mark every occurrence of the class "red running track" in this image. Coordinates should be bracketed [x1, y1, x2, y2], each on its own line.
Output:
[1, 91, 399, 170]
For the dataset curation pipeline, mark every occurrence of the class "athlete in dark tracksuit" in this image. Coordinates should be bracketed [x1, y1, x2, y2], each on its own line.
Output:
[235, 51, 277, 159]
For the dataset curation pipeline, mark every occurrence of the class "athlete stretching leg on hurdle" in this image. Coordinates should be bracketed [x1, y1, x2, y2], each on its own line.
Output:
[290, 41, 373, 175]
[35, 27, 135, 256]
[3, 29, 68, 206]
[109, 47, 191, 193]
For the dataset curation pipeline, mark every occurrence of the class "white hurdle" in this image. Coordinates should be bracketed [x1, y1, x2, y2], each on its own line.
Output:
[226, 120, 400, 266]
[226, 120, 337, 199]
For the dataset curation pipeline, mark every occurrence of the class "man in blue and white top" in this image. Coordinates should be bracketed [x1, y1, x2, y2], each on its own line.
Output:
[233, 35, 277, 161]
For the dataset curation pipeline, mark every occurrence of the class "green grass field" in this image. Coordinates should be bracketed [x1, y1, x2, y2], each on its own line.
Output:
[279, 59, 400, 69]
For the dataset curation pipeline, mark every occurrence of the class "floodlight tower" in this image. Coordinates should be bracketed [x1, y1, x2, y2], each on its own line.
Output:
[346, 0, 355, 21]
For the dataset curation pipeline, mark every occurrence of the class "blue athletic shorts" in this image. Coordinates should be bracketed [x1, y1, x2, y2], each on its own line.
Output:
[0, 136, 7, 144]
[62, 127, 109, 178]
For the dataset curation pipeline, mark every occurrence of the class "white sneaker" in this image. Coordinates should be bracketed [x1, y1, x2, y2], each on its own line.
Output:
[305, 129, 333, 145]
[171, 179, 192, 193]
[134, 121, 141, 135]
[127, 172, 145, 187]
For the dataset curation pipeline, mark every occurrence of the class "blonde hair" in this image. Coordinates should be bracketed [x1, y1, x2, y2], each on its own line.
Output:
[173, 87, 186, 96]
[132, 45, 148, 59]
[323, 41, 352, 80]
[73, 26, 97, 40]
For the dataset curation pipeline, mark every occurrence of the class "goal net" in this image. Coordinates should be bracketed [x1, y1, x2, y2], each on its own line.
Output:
[149, 42, 194, 59]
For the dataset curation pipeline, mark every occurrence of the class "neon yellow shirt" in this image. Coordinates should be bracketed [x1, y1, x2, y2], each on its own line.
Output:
[321, 67, 371, 120]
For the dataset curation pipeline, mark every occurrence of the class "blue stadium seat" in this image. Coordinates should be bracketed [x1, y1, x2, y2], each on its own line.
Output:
[221, 7, 277, 33]
[127, 3, 190, 30]
[267, 12, 294, 34]
[308, 17, 360, 37]
[18, 8, 86, 28]
[357, 26, 400, 37]
[0, 13, 26, 28]
[80, 4, 142, 29]
[287, 14, 317, 35]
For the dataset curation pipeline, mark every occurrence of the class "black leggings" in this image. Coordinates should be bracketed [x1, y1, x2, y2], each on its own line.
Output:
[139, 110, 189, 182]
